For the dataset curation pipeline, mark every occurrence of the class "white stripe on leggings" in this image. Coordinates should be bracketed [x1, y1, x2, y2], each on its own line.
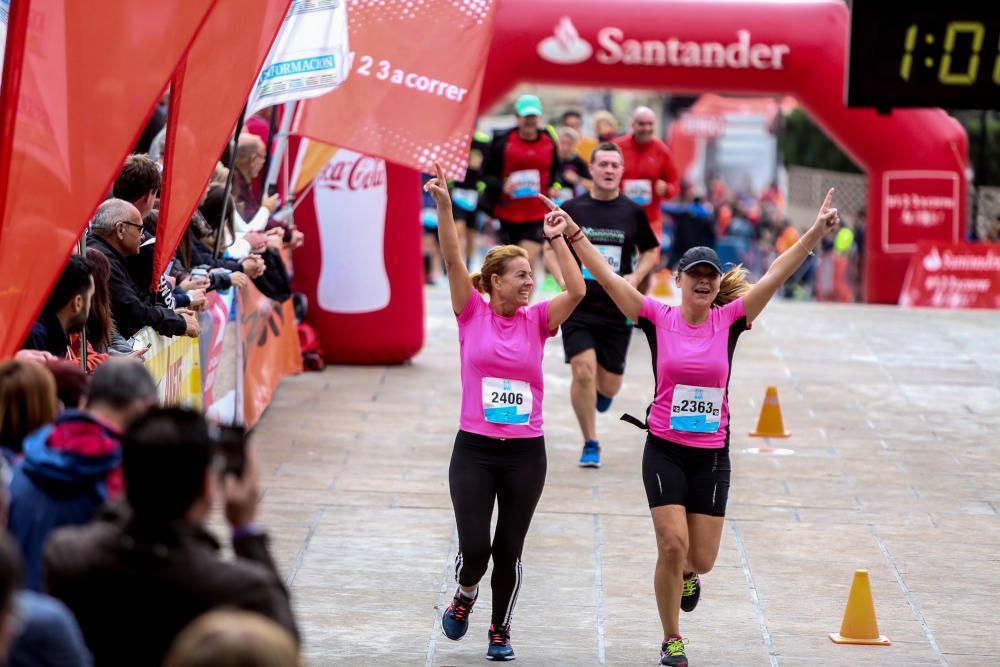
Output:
[503, 558, 523, 628]
[454, 553, 464, 585]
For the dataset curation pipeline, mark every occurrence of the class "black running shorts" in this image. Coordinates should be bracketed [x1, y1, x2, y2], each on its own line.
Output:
[642, 432, 731, 516]
[498, 219, 545, 246]
[561, 318, 632, 375]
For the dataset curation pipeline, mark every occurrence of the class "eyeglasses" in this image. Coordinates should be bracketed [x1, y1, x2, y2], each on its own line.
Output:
[117, 220, 144, 232]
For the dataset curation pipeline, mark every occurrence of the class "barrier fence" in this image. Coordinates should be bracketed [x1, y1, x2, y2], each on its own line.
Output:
[133, 281, 301, 429]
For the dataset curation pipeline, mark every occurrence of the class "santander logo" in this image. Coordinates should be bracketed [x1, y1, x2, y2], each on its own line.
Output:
[537, 17, 593, 64]
[317, 152, 387, 191]
[537, 17, 791, 70]
[922, 246, 942, 272]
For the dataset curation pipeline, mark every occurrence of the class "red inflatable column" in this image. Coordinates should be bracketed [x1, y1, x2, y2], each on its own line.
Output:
[291, 147, 424, 364]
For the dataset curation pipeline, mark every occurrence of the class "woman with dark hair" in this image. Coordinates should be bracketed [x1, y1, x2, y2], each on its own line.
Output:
[69, 250, 138, 370]
[194, 186, 265, 281]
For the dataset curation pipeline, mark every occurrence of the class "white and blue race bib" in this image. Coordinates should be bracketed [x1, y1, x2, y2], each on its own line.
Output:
[452, 188, 479, 212]
[483, 377, 532, 424]
[624, 179, 653, 206]
[508, 169, 541, 199]
[581, 244, 623, 280]
[670, 384, 723, 433]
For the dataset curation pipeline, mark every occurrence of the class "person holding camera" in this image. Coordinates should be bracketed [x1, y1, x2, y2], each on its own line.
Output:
[44, 407, 298, 667]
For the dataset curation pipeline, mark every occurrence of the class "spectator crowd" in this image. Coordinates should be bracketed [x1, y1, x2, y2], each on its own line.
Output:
[2, 104, 306, 666]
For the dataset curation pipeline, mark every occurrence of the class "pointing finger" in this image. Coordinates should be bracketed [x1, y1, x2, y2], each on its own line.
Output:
[434, 162, 447, 183]
[538, 194, 559, 211]
[821, 187, 835, 212]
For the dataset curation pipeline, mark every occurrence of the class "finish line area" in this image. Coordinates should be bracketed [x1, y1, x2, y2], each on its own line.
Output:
[248, 287, 999, 666]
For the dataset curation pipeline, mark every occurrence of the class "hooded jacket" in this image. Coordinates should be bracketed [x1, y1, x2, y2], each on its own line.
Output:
[7, 410, 123, 591]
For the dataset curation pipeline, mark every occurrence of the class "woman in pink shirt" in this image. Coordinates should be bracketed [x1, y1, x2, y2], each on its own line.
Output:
[542, 190, 840, 667]
[424, 165, 585, 661]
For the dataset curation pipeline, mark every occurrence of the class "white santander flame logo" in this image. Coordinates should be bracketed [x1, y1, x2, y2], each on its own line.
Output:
[537, 17, 593, 64]
[922, 246, 942, 272]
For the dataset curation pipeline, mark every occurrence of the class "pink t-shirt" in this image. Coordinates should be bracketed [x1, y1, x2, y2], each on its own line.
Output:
[457, 293, 555, 438]
[638, 296, 751, 449]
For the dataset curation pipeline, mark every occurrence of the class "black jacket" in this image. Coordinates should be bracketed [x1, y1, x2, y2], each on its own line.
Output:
[45, 507, 298, 667]
[481, 126, 560, 217]
[87, 235, 186, 339]
[21, 310, 69, 357]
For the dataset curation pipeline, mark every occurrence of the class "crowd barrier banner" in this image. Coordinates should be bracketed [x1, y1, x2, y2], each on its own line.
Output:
[198, 289, 240, 424]
[900, 242, 1000, 309]
[240, 283, 302, 429]
[134, 327, 203, 409]
[140, 278, 301, 427]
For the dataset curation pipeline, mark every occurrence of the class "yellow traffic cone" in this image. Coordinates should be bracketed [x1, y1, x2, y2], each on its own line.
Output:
[748, 386, 790, 437]
[652, 268, 674, 297]
[829, 570, 891, 645]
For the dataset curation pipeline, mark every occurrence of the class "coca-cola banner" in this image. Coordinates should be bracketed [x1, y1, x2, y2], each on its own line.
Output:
[900, 242, 1000, 309]
[291, 144, 423, 364]
[292, 0, 499, 180]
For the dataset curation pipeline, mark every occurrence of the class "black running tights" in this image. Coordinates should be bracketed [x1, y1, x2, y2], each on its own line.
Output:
[449, 430, 547, 628]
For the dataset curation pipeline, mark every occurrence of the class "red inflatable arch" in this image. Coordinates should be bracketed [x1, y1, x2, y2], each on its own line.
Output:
[479, 0, 969, 304]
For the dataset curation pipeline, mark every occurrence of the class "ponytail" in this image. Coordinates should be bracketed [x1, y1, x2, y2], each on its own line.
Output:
[714, 264, 752, 307]
[469, 272, 486, 294]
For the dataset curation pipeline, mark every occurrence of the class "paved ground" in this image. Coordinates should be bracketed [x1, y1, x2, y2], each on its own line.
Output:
[248, 285, 1000, 666]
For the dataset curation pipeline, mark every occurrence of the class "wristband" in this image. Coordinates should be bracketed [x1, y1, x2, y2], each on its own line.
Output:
[566, 229, 584, 245]
[232, 523, 263, 540]
[544, 234, 566, 244]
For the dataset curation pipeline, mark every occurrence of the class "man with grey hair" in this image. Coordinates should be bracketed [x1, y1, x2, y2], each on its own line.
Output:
[88, 199, 198, 339]
[613, 106, 680, 272]
[8, 358, 159, 590]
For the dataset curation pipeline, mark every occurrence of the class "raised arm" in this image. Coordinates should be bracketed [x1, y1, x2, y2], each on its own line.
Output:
[425, 163, 472, 315]
[743, 187, 839, 323]
[540, 195, 645, 322]
[541, 212, 585, 331]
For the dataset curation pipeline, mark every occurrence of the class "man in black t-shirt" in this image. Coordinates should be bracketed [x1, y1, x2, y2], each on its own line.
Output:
[555, 142, 659, 468]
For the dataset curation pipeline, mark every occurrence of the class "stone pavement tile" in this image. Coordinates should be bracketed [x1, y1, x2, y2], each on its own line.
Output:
[252, 291, 1000, 665]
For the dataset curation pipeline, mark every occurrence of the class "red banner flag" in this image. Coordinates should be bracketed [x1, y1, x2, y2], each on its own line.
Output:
[899, 242, 1000, 309]
[292, 0, 498, 180]
[153, 0, 291, 286]
[0, 0, 217, 359]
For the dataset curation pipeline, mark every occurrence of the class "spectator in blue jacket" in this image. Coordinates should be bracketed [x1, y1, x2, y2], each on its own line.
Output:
[7, 359, 157, 591]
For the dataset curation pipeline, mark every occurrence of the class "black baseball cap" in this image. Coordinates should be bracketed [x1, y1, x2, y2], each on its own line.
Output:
[677, 246, 723, 274]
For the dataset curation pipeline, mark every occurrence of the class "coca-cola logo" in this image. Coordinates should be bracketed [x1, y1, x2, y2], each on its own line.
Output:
[318, 153, 387, 191]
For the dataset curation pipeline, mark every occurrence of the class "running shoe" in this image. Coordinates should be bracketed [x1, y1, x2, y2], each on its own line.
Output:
[681, 572, 701, 612]
[660, 634, 688, 666]
[578, 441, 601, 468]
[486, 623, 515, 661]
[595, 392, 613, 413]
[441, 590, 476, 640]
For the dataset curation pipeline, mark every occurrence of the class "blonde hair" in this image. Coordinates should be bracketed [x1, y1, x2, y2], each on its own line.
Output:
[162, 610, 298, 667]
[714, 264, 752, 307]
[592, 110, 620, 133]
[469, 245, 529, 294]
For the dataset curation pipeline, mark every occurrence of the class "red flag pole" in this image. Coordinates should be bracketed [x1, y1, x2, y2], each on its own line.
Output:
[0, 0, 33, 251]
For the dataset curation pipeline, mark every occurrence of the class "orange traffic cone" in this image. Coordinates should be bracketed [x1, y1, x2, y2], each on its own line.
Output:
[748, 386, 790, 437]
[652, 268, 674, 297]
[829, 570, 891, 645]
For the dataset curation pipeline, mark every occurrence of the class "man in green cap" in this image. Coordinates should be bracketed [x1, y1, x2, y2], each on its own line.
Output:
[482, 94, 561, 286]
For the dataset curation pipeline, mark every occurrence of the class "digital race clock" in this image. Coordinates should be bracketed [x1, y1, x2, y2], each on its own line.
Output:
[847, 0, 1000, 109]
